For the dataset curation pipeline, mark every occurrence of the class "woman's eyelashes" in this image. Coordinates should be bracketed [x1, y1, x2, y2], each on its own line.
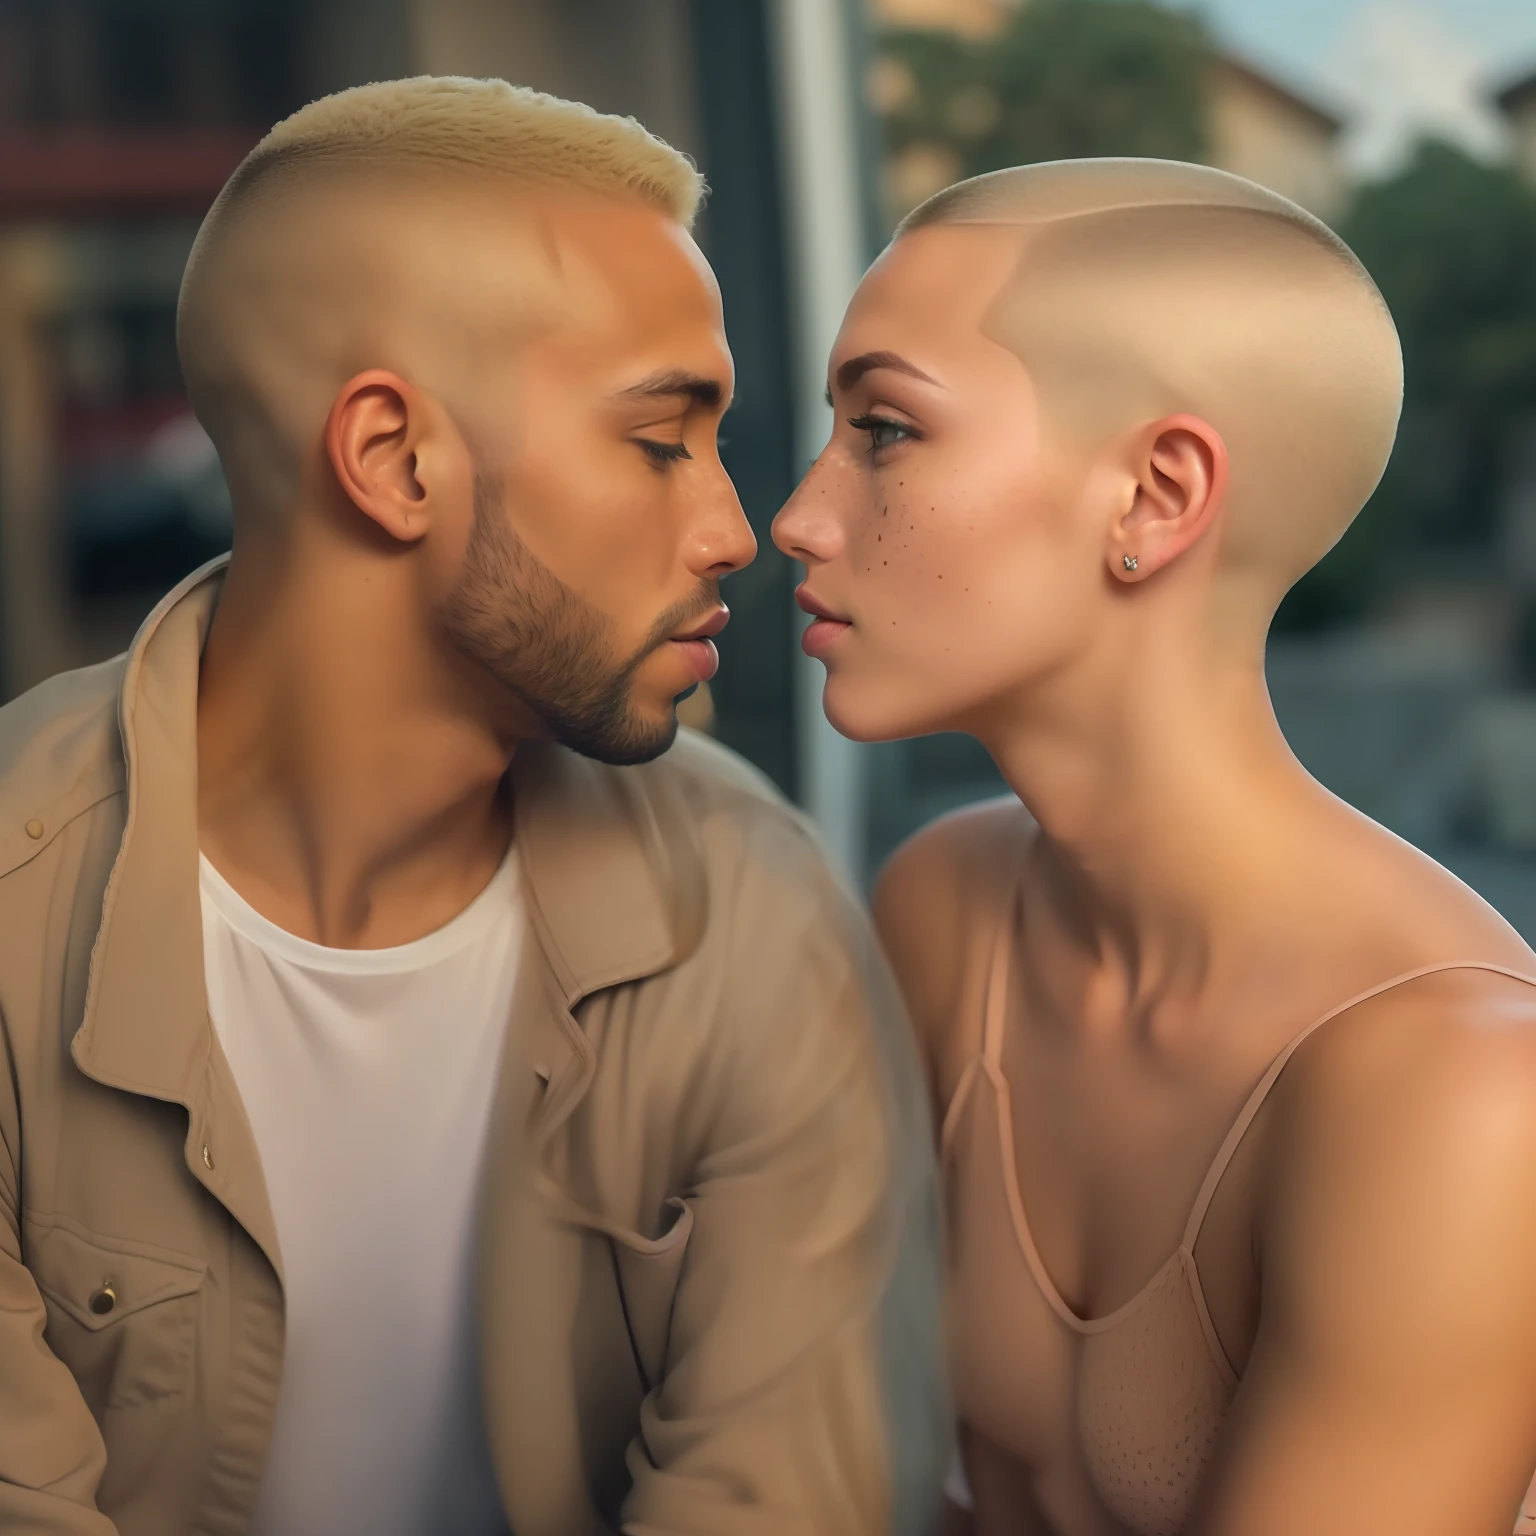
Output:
[637, 438, 692, 466]
[847, 412, 917, 456]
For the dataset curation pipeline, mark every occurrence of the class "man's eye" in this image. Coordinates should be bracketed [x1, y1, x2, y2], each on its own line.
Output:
[847, 414, 914, 454]
[638, 439, 692, 466]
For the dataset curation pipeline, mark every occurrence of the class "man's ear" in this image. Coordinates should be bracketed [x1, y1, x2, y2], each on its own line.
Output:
[325, 369, 435, 545]
[1107, 413, 1228, 583]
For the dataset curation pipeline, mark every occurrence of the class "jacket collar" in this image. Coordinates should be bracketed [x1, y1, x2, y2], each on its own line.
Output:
[74, 555, 224, 1102]
[507, 732, 708, 1153]
[70, 555, 285, 1270]
[510, 736, 705, 1007]
[73, 555, 703, 1230]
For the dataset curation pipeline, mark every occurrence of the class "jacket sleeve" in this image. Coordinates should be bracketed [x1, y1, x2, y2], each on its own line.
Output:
[0, 1009, 118, 1536]
[619, 874, 951, 1536]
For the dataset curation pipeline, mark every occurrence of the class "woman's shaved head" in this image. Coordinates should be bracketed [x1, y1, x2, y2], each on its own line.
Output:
[773, 159, 1404, 743]
[903, 159, 1404, 611]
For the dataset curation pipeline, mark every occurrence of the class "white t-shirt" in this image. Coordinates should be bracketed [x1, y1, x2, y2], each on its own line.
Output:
[199, 844, 521, 1536]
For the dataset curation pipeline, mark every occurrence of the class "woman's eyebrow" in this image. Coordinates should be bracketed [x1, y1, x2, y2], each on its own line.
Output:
[832, 350, 941, 393]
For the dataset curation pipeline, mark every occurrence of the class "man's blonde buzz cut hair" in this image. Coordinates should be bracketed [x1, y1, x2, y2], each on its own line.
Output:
[175, 76, 706, 528]
[195, 75, 705, 259]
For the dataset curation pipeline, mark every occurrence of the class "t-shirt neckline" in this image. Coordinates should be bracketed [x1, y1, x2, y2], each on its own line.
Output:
[198, 840, 520, 976]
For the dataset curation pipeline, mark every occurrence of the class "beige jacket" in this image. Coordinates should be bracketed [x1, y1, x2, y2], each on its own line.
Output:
[0, 562, 947, 1536]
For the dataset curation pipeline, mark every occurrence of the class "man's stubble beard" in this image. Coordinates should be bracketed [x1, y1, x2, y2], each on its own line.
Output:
[433, 468, 715, 766]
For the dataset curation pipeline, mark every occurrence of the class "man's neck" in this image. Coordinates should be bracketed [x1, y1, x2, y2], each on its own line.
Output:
[195, 555, 520, 950]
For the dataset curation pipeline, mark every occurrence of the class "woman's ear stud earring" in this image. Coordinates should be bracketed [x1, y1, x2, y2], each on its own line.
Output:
[1123, 555, 1138, 572]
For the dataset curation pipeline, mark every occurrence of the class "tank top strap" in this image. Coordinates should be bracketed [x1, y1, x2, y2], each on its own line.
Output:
[1180, 960, 1536, 1250]
[981, 872, 1023, 1069]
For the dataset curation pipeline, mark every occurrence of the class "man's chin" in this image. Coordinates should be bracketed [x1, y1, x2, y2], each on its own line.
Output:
[551, 704, 678, 767]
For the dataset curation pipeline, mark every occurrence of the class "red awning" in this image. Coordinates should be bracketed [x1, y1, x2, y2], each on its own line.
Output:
[0, 130, 260, 218]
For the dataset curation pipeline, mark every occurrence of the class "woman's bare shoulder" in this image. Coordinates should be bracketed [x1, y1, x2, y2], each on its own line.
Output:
[871, 796, 1035, 1081]
[872, 795, 1033, 940]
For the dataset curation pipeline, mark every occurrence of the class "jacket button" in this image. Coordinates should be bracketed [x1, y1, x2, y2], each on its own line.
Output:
[88, 1282, 116, 1316]
[24, 819, 43, 840]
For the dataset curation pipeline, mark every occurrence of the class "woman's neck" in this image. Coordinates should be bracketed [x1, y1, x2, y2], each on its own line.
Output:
[978, 641, 1324, 1011]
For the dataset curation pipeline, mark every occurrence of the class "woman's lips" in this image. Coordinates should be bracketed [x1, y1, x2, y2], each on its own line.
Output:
[800, 618, 851, 658]
[795, 585, 851, 658]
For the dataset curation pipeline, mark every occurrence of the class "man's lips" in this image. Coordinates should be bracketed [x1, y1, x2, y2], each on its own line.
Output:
[795, 586, 852, 659]
[668, 605, 728, 683]
[670, 606, 730, 642]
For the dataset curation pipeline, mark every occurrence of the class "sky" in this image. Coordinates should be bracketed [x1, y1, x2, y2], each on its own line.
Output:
[1168, 0, 1536, 175]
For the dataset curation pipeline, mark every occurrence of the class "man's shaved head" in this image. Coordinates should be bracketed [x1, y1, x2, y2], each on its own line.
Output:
[902, 159, 1404, 619]
[177, 76, 705, 527]
[179, 77, 750, 767]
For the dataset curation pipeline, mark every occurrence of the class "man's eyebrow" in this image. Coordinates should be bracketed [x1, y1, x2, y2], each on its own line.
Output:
[832, 350, 941, 394]
[614, 369, 725, 409]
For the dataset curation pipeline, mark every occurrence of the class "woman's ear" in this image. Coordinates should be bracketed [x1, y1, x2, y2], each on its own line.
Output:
[324, 369, 432, 545]
[1108, 413, 1228, 583]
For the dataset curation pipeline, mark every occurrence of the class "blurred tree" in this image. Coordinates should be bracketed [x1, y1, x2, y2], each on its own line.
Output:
[878, 0, 1210, 180]
[872, 12, 1536, 638]
[1278, 140, 1536, 630]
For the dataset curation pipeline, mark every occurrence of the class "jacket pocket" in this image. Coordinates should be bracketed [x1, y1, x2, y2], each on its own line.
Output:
[24, 1215, 206, 1415]
[608, 1195, 693, 1393]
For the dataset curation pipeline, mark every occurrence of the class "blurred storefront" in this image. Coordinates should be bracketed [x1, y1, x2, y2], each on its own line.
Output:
[0, 0, 284, 698]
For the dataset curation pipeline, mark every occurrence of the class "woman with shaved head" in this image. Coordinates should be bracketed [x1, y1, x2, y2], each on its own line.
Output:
[775, 159, 1536, 1536]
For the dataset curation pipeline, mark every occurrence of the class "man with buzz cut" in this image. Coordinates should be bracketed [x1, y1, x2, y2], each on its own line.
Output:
[0, 77, 945, 1536]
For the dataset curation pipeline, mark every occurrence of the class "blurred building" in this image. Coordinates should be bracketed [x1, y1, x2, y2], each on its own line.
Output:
[0, 0, 885, 830]
[875, 0, 1021, 40]
[1494, 67, 1536, 183]
[867, 0, 1347, 224]
[1208, 54, 1345, 220]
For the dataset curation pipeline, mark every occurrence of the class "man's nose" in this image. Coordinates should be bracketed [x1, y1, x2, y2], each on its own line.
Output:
[693, 476, 757, 578]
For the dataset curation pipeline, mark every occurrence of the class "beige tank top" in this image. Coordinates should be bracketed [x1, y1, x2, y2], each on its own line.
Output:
[941, 886, 1536, 1536]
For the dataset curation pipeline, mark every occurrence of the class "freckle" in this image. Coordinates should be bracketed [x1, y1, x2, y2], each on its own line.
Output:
[877, 534, 882, 542]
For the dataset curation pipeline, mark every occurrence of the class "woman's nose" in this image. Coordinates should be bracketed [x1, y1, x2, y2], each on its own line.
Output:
[772, 454, 845, 565]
